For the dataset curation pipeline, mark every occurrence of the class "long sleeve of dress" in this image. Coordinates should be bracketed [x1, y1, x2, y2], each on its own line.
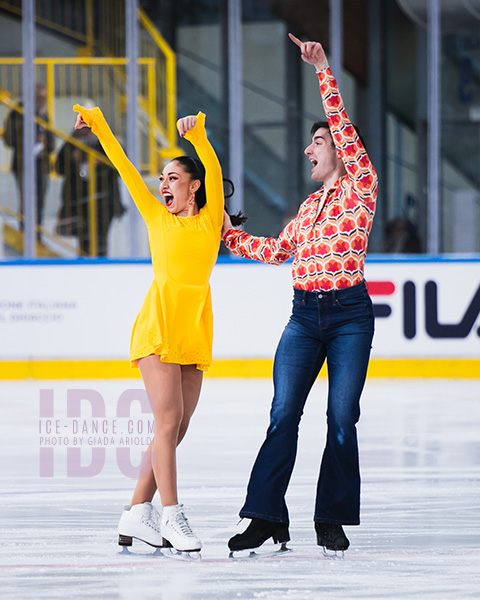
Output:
[182, 112, 224, 230]
[73, 104, 161, 222]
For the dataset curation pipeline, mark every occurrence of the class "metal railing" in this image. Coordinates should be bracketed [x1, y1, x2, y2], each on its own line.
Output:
[0, 56, 164, 168]
[0, 1, 181, 257]
[138, 9, 179, 161]
[0, 90, 118, 256]
[0, 1, 180, 164]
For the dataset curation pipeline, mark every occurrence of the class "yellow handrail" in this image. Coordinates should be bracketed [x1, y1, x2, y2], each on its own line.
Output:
[0, 6, 182, 164]
[138, 9, 176, 143]
[0, 3, 183, 257]
[0, 93, 111, 257]
[0, 91, 112, 166]
[0, 56, 158, 169]
[0, 57, 145, 65]
[0, 0, 88, 43]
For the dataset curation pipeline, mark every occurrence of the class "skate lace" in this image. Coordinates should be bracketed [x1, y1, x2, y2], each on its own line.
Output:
[142, 503, 161, 532]
[172, 509, 194, 536]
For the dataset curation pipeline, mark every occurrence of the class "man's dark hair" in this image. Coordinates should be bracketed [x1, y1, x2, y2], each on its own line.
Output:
[310, 121, 367, 151]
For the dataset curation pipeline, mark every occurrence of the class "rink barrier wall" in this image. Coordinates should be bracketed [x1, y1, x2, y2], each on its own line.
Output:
[0, 255, 479, 379]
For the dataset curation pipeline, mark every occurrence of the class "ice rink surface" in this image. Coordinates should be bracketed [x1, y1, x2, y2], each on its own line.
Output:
[1, 377, 479, 599]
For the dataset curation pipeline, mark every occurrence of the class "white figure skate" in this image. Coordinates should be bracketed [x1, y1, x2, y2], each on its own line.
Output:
[161, 503, 202, 554]
[118, 501, 164, 548]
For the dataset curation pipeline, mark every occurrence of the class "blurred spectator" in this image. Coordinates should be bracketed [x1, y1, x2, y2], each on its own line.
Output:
[382, 217, 421, 254]
[55, 123, 126, 257]
[3, 83, 54, 241]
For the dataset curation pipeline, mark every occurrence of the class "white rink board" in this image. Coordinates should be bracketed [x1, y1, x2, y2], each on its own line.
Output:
[0, 258, 479, 360]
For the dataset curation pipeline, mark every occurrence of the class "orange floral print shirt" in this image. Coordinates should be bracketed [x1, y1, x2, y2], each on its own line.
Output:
[224, 67, 378, 291]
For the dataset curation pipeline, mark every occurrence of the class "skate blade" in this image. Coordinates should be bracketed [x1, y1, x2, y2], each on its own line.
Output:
[162, 548, 202, 561]
[322, 547, 345, 559]
[119, 546, 164, 557]
[117, 535, 168, 550]
[229, 542, 291, 560]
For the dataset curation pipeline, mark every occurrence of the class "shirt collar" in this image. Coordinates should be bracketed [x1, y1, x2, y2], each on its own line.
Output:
[308, 176, 343, 202]
[308, 177, 343, 204]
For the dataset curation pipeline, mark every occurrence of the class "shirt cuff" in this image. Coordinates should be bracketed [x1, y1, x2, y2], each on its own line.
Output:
[223, 228, 238, 242]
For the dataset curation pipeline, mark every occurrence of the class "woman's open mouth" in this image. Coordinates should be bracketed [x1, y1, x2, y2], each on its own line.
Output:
[164, 193, 174, 207]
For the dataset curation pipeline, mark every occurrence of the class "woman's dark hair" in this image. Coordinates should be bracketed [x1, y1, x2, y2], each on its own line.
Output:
[310, 120, 367, 150]
[171, 156, 247, 225]
[172, 155, 207, 209]
[223, 178, 247, 226]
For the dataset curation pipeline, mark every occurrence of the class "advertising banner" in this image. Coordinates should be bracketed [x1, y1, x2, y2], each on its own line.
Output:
[0, 258, 478, 362]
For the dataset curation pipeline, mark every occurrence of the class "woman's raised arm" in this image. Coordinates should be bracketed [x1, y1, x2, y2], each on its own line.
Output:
[73, 104, 161, 222]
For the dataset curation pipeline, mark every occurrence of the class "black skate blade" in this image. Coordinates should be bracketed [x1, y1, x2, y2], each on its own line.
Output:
[229, 542, 291, 560]
[322, 547, 345, 559]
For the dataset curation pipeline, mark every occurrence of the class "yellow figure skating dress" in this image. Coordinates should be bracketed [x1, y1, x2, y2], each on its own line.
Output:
[73, 106, 224, 370]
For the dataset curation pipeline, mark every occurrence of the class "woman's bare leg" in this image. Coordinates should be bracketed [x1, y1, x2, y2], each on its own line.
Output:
[130, 358, 203, 506]
[178, 364, 203, 444]
[130, 440, 156, 505]
[134, 355, 183, 507]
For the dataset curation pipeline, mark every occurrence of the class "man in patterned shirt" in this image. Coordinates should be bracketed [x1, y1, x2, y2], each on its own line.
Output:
[224, 35, 377, 555]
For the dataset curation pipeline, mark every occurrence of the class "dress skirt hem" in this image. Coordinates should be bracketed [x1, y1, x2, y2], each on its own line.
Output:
[129, 346, 210, 372]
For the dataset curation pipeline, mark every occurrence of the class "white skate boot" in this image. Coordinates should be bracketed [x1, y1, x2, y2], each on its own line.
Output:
[118, 502, 164, 548]
[160, 504, 202, 552]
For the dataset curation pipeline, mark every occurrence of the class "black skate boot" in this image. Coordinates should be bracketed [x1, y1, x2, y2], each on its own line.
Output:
[228, 518, 290, 552]
[315, 522, 350, 554]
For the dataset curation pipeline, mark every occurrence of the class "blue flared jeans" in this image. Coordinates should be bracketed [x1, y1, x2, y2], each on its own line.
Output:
[239, 281, 374, 526]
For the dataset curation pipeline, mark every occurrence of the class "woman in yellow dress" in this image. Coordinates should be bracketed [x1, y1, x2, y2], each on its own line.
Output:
[73, 106, 230, 553]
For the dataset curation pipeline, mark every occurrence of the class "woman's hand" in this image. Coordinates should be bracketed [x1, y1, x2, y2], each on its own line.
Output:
[177, 115, 198, 137]
[288, 33, 328, 72]
[222, 210, 233, 239]
[74, 113, 89, 130]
